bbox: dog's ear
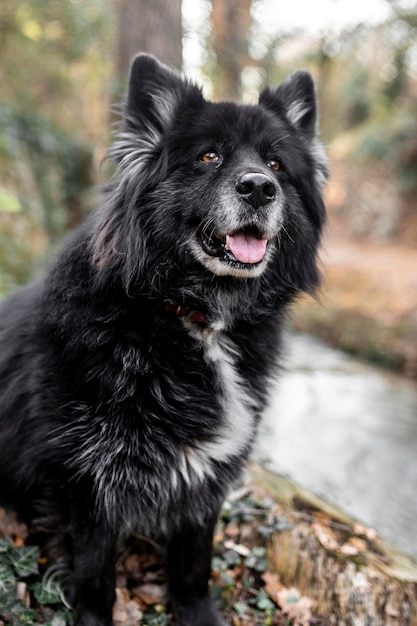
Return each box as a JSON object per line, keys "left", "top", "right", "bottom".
{"left": 126, "top": 54, "right": 180, "bottom": 131}
{"left": 124, "top": 53, "right": 201, "bottom": 135}
{"left": 259, "top": 71, "right": 318, "bottom": 140}
{"left": 110, "top": 54, "right": 202, "bottom": 171}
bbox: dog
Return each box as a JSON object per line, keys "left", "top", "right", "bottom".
{"left": 0, "top": 54, "right": 326, "bottom": 625}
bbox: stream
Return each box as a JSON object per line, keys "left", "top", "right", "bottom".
{"left": 254, "top": 332, "right": 417, "bottom": 561}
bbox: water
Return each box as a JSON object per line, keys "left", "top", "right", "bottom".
{"left": 255, "top": 332, "right": 417, "bottom": 561}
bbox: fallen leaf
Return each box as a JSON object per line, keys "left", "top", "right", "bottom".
{"left": 223, "top": 540, "right": 251, "bottom": 557}
{"left": 354, "top": 522, "right": 377, "bottom": 541}
{"left": 262, "top": 571, "right": 284, "bottom": 598}
{"left": 224, "top": 522, "right": 240, "bottom": 538}
{"left": 133, "top": 583, "right": 165, "bottom": 605}
{"left": 124, "top": 553, "right": 161, "bottom": 579}
{"left": 340, "top": 536, "right": 368, "bottom": 556}
{"left": 312, "top": 511, "right": 332, "bottom": 525}
{"left": 277, "top": 587, "right": 313, "bottom": 625}
{"left": 124, "top": 600, "right": 143, "bottom": 626}
{"left": 113, "top": 588, "right": 128, "bottom": 625}
{"left": 213, "top": 530, "right": 225, "bottom": 543}
{"left": 16, "top": 582, "right": 30, "bottom": 606}
{"left": 312, "top": 522, "right": 340, "bottom": 551}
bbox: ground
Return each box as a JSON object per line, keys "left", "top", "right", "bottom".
{"left": 0, "top": 486, "right": 325, "bottom": 626}
{"left": 292, "top": 213, "right": 417, "bottom": 378}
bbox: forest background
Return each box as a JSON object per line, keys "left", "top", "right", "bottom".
{"left": 0, "top": 0, "right": 416, "bottom": 376}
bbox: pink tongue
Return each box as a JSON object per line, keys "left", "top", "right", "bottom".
{"left": 228, "top": 233, "right": 268, "bottom": 264}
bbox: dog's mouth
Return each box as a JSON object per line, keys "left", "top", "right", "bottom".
{"left": 197, "top": 224, "right": 269, "bottom": 268}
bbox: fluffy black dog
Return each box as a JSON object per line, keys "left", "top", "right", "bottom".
{"left": 0, "top": 54, "right": 326, "bottom": 625}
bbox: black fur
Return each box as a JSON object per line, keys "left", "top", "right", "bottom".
{"left": 0, "top": 54, "right": 327, "bottom": 626}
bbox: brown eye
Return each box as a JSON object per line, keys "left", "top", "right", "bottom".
{"left": 268, "top": 159, "right": 281, "bottom": 171}
{"left": 201, "top": 151, "right": 219, "bottom": 163}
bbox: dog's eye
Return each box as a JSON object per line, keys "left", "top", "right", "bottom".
{"left": 267, "top": 159, "right": 281, "bottom": 172}
{"left": 201, "top": 151, "right": 219, "bottom": 163}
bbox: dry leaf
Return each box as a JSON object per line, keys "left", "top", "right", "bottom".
{"left": 124, "top": 600, "right": 143, "bottom": 626}
{"left": 124, "top": 553, "right": 161, "bottom": 579}
{"left": 312, "top": 522, "right": 340, "bottom": 551}
{"left": 213, "top": 530, "right": 225, "bottom": 544}
{"left": 133, "top": 583, "right": 165, "bottom": 605}
{"left": 353, "top": 522, "right": 377, "bottom": 540}
{"left": 262, "top": 571, "right": 284, "bottom": 597}
{"left": 277, "top": 587, "right": 313, "bottom": 625}
{"left": 113, "top": 588, "right": 129, "bottom": 625}
{"left": 223, "top": 540, "right": 251, "bottom": 557}
{"left": 340, "top": 536, "right": 368, "bottom": 555}
{"left": 312, "top": 511, "right": 332, "bottom": 525}
{"left": 16, "top": 582, "right": 30, "bottom": 607}
{"left": 224, "top": 522, "right": 240, "bottom": 538}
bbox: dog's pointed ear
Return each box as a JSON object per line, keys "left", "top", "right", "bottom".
{"left": 110, "top": 54, "right": 202, "bottom": 174}
{"left": 259, "top": 71, "right": 318, "bottom": 140}
{"left": 124, "top": 53, "right": 201, "bottom": 134}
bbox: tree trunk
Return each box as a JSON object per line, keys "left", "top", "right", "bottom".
{"left": 251, "top": 464, "right": 417, "bottom": 625}
{"left": 116, "top": 0, "right": 182, "bottom": 76}
{"left": 210, "top": 0, "right": 253, "bottom": 100}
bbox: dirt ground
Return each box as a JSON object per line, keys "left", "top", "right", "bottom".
{"left": 323, "top": 216, "right": 417, "bottom": 317}
{"left": 292, "top": 213, "right": 417, "bottom": 378}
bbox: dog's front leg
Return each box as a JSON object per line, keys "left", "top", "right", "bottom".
{"left": 166, "top": 513, "right": 227, "bottom": 626}
{"left": 67, "top": 517, "right": 117, "bottom": 626}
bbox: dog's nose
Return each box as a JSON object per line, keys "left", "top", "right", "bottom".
{"left": 235, "top": 172, "right": 276, "bottom": 208}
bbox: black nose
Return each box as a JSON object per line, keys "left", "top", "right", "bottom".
{"left": 235, "top": 172, "right": 277, "bottom": 208}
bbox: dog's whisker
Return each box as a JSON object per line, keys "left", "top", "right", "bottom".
{"left": 282, "top": 225, "right": 295, "bottom": 244}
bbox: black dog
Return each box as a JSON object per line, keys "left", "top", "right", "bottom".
{"left": 0, "top": 54, "right": 326, "bottom": 625}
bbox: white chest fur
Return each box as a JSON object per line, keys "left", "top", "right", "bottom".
{"left": 174, "top": 330, "right": 257, "bottom": 488}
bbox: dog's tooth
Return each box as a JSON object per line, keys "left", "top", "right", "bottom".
{"left": 225, "top": 235, "right": 231, "bottom": 251}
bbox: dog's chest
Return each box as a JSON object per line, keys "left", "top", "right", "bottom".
{"left": 66, "top": 330, "right": 257, "bottom": 524}
{"left": 151, "top": 329, "right": 257, "bottom": 490}
{"left": 198, "top": 333, "right": 256, "bottom": 461}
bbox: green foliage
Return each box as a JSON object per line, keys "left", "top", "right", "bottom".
{"left": 141, "top": 609, "right": 170, "bottom": 626}
{"left": 0, "top": 538, "right": 72, "bottom": 626}
{"left": 0, "top": 105, "right": 93, "bottom": 240}
{"left": 354, "top": 109, "right": 417, "bottom": 193}
{"left": 0, "top": 0, "right": 114, "bottom": 114}
{"left": 0, "top": 189, "right": 22, "bottom": 214}
{"left": 0, "top": 104, "right": 95, "bottom": 297}
{"left": 0, "top": 0, "right": 114, "bottom": 297}
{"left": 340, "top": 66, "right": 373, "bottom": 129}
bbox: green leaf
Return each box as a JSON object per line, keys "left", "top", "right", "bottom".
{"left": 9, "top": 545, "right": 40, "bottom": 577}
{"left": 255, "top": 588, "right": 275, "bottom": 611}
{"left": 0, "top": 562, "right": 15, "bottom": 581}
{"left": 0, "top": 579, "right": 17, "bottom": 605}
{"left": 0, "top": 593, "right": 37, "bottom": 623}
{"left": 0, "top": 188, "right": 22, "bottom": 213}
{"left": 0, "top": 537, "right": 13, "bottom": 552}
{"left": 285, "top": 593, "right": 301, "bottom": 604}
{"left": 244, "top": 546, "right": 267, "bottom": 572}
{"left": 233, "top": 601, "right": 248, "bottom": 617}
{"left": 142, "top": 609, "right": 170, "bottom": 626}
{"left": 222, "top": 549, "right": 241, "bottom": 568}
{"left": 257, "top": 518, "right": 294, "bottom": 539}
{"left": 211, "top": 555, "right": 227, "bottom": 573}
{"left": 219, "top": 571, "right": 234, "bottom": 588}
{"left": 31, "top": 579, "right": 63, "bottom": 604}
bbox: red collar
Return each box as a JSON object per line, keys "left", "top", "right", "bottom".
{"left": 164, "top": 301, "right": 209, "bottom": 327}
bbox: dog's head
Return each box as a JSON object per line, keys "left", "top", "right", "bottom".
{"left": 93, "top": 54, "right": 327, "bottom": 298}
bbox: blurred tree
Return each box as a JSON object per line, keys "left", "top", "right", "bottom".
{"left": 116, "top": 0, "right": 182, "bottom": 76}
{"left": 0, "top": 0, "right": 114, "bottom": 291}
{"left": 0, "top": 0, "right": 113, "bottom": 129}
{"left": 210, "top": 0, "right": 253, "bottom": 100}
